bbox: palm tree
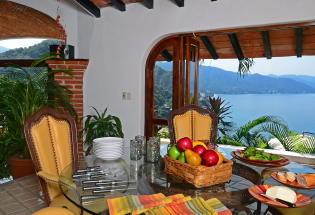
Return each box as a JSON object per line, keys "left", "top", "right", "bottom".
{"left": 204, "top": 96, "right": 233, "bottom": 136}
{"left": 259, "top": 124, "right": 315, "bottom": 154}
{"left": 218, "top": 116, "right": 287, "bottom": 148}
{"left": 238, "top": 58, "right": 254, "bottom": 77}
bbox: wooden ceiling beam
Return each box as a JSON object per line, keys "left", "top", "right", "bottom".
{"left": 228, "top": 33, "right": 244, "bottom": 60}
{"left": 161, "top": 49, "right": 173, "bottom": 62}
{"left": 174, "top": 0, "right": 184, "bottom": 7}
{"left": 200, "top": 36, "right": 219, "bottom": 59}
{"left": 261, "top": 31, "right": 272, "bottom": 59}
{"left": 111, "top": 0, "right": 126, "bottom": 11}
{"left": 143, "top": 0, "right": 153, "bottom": 9}
{"left": 72, "top": 0, "right": 101, "bottom": 17}
{"left": 296, "top": 28, "right": 303, "bottom": 57}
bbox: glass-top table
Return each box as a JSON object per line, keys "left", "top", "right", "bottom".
{"left": 59, "top": 146, "right": 315, "bottom": 215}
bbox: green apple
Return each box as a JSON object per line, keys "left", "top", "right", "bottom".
{"left": 178, "top": 152, "right": 186, "bottom": 163}
{"left": 167, "top": 145, "right": 181, "bottom": 159}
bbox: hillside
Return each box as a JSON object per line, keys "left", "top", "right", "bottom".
{"left": 0, "top": 46, "right": 9, "bottom": 53}
{"left": 0, "top": 40, "right": 59, "bottom": 59}
{"left": 157, "top": 62, "right": 315, "bottom": 94}
{"left": 277, "top": 74, "right": 315, "bottom": 89}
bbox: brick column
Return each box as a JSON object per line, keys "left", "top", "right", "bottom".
{"left": 46, "top": 59, "right": 89, "bottom": 157}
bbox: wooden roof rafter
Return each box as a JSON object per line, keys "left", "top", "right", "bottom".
{"left": 261, "top": 31, "right": 272, "bottom": 59}
{"left": 228, "top": 33, "right": 244, "bottom": 60}
{"left": 174, "top": 0, "right": 184, "bottom": 7}
{"left": 161, "top": 49, "right": 173, "bottom": 62}
{"left": 111, "top": 0, "right": 126, "bottom": 11}
{"left": 72, "top": 0, "right": 101, "bottom": 17}
{"left": 296, "top": 28, "right": 303, "bottom": 57}
{"left": 191, "top": 22, "right": 315, "bottom": 59}
{"left": 143, "top": 0, "right": 153, "bottom": 9}
{"left": 200, "top": 36, "right": 219, "bottom": 59}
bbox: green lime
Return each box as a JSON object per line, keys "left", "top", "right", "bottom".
{"left": 167, "top": 145, "right": 181, "bottom": 159}
{"left": 178, "top": 152, "right": 186, "bottom": 163}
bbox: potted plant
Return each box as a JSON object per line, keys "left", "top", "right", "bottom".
{"left": 80, "top": 107, "right": 124, "bottom": 156}
{"left": 0, "top": 55, "right": 76, "bottom": 179}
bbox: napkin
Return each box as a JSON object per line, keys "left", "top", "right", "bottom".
{"left": 107, "top": 193, "right": 232, "bottom": 215}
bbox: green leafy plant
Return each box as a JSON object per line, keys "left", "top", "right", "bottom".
{"left": 0, "top": 55, "right": 75, "bottom": 178}
{"left": 218, "top": 116, "right": 286, "bottom": 148}
{"left": 80, "top": 107, "right": 124, "bottom": 156}
{"left": 259, "top": 124, "right": 315, "bottom": 154}
{"left": 156, "top": 127, "right": 170, "bottom": 138}
{"left": 238, "top": 58, "right": 254, "bottom": 77}
{"left": 204, "top": 96, "right": 233, "bottom": 136}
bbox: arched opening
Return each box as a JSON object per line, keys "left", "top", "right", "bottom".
{"left": 145, "top": 22, "right": 315, "bottom": 144}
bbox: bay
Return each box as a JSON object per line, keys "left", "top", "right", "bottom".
{"left": 218, "top": 94, "right": 315, "bottom": 133}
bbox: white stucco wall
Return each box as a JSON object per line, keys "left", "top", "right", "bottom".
{"left": 83, "top": 0, "right": 315, "bottom": 139}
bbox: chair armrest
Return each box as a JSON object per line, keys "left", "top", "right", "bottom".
{"left": 37, "top": 171, "right": 59, "bottom": 184}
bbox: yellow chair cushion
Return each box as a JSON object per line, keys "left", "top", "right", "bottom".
{"left": 173, "top": 111, "right": 192, "bottom": 142}
{"left": 173, "top": 110, "right": 212, "bottom": 142}
{"left": 192, "top": 110, "right": 211, "bottom": 141}
{"left": 273, "top": 200, "right": 315, "bottom": 215}
{"left": 32, "top": 207, "right": 75, "bottom": 215}
{"left": 30, "top": 115, "right": 73, "bottom": 201}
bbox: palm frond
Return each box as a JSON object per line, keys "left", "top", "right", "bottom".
{"left": 238, "top": 58, "right": 254, "bottom": 77}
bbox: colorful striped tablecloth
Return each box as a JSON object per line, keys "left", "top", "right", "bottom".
{"left": 107, "top": 193, "right": 232, "bottom": 215}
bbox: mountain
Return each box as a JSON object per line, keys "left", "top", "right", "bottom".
{"left": 0, "top": 40, "right": 59, "bottom": 59}
{"left": 156, "top": 62, "right": 315, "bottom": 94}
{"left": 0, "top": 46, "right": 9, "bottom": 53}
{"left": 274, "top": 74, "right": 315, "bottom": 89}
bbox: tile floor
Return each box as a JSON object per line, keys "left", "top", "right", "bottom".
{"left": 0, "top": 175, "right": 45, "bottom": 215}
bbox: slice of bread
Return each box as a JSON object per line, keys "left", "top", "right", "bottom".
{"left": 277, "top": 172, "right": 286, "bottom": 182}
{"left": 285, "top": 172, "right": 296, "bottom": 182}
{"left": 297, "top": 173, "right": 315, "bottom": 187}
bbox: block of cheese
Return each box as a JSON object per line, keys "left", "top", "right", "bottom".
{"left": 297, "top": 173, "right": 315, "bottom": 187}
{"left": 266, "top": 186, "right": 297, "bottom": 203}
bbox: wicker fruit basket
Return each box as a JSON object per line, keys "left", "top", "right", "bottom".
{"left": 164, "top": 155, "right": 233, "bottom": 188}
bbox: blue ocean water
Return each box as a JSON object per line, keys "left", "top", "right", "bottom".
{"left": 218, "top": 94, "right": 315, "bottom": 133}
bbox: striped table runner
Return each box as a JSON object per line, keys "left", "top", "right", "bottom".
{"left": 107, "top": 193, "right": 232, "bottom": 215}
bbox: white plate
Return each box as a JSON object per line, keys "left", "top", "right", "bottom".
{"left": 93, "top": 137, "right": 123, "bottom": 144}
{"left": 93, "top": 144, "right": 123, "bottom": 149}
{"left": 94, "top": 151, "right": 122, "bottom": 155}
{"left": 97, "top": 156, "right": 122, "bottom": 161}
{"left": 93, "top": 148, "right": 123, "bottom": 153}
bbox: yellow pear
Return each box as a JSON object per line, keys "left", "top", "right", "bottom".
{"left": 185, "top": 149, "right": 202, "bottom": 166}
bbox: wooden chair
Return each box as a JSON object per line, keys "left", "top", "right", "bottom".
{"left": 24, "top": 107, "right": 82, "bottom": 214}
{"left": 32, "top": 207, "right": 75, "bottom": 215}
{"left": 265, "top": 201, "right": 315, "bottom": 215}
{"left": 168, "top": 105, "right": 218, "bottom": 145}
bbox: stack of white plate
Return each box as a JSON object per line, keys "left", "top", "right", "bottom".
{"left": 93, "top": 137, "right": 124, "bottom": 160}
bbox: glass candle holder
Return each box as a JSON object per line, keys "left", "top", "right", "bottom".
{"left": 135, "top": 135, "right": 146, "bottom": 156}
{"left": 146, "top": 137, "right": 160, "bottom": 163}
{"left": 130, "top": 139, "right": 142, "bottom": 161}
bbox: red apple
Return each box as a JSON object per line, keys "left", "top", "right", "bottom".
{"left": 176, "top": 137, "right": 192, "bottom": 152}
{"left": 193, "top": 145, "right": 206, "bottom": 156}
{"left": 201, "top": 150, "right": 219, "bottom": 166}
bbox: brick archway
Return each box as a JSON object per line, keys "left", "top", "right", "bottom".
{"left": 0, "top": 1, "right": 62, "bottom": 40}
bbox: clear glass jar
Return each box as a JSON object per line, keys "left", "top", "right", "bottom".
{"left": 135, "top": 135, "right": 146, "bottom": 156}
{"left": 146, "top": 137, "right": 160, "bottom": 163}
{"left": 130, "top": 139, "right": 142, "bottom": 161}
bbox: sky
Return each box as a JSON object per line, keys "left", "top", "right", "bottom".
{"left": 0, "top": 38, "right": 45, "bottom": 49}
{"left": 201, "top": 56, "right": 315, "bottom": 76}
